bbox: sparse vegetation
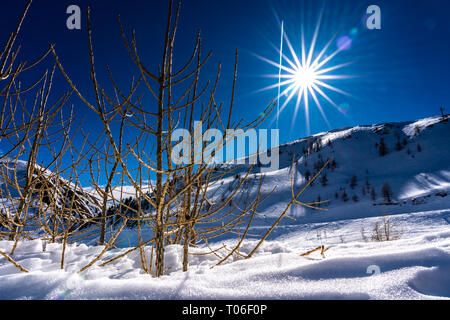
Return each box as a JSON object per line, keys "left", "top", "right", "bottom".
{"left": 0, "top": 0, "right": 328, "bottom": 277}
{"left": 379, "top": 137, "right": 388, "bottom": 156}
{"left": 341, "top": 189, "right": 349, "bottom": 202}
{"left": 368, "top": 216, "right": 401, "bottom": 242}
{"left": 381, "top": 182, "right": 393, "bottom": 203}
{"left": 320, "top": 174, "right": 328, "bottom": 186}
{"left": 350, "top": 175, "right": 357, "bottom": 189}
{"left": 371, "top": 187, "right": 377, "bottom": 201}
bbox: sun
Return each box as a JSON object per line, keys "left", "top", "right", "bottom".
{"left": 254, "top": 14, "right": 356, "bottom": 135}
{"left": 294, "top": 66, "right": 317, "bottom": 88}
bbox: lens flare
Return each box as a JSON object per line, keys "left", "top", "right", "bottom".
{"left": 255, "top": 13, "right": 357, "bottom": 135}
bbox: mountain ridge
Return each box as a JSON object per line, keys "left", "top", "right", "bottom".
{"left": 213, "top": 114, "right": 450, "bottom": 227}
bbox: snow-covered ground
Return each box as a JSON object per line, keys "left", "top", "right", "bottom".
{"left": 0, "top": 209, "right": 449, "bottom": 300}
{"left": 1, "top": 115, "right": 449, "bottom": 300}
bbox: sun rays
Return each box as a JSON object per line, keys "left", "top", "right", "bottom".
{"left": 256, "top": 13, "right": 356, "bottom": 135}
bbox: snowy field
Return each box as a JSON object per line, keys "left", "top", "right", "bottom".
{"left": 1, "top": 209, "right": 449, "bottom": 300}
{"left": 1, "top": 116, "right": 449, "bottom": 300}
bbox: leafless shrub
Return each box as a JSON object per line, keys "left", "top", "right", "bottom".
{"left": 0, "top": 0, "right": 326, "bottom": 277}
{"left": 369, "top": 216, "right": 401, "bottom": 242}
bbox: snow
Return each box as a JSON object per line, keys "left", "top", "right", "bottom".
{"left": 398, "top": 171, "right": 450, "bottom": 199}
{"left": 402, "top": 117, "right": 444, "bottom": 137}
{"left": 1, "top": 115, "right": 449, "bottom": 300}
{"left": 0, "top": 209, "right": 449, "bottom": 300}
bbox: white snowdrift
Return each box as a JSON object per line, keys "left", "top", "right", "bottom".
{"left": 1, "top": 116, "right": 449, "bottom": 300}
{"left": 1, "top": 209, "right": 449, "bottom": 300}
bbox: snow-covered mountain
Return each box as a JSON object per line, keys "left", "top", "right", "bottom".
{"left": 72, "top": 114, "right": 450, "bottom": 245}
{"left": 2, "top": 115, "right": 448, "bottom": 240}
{"left": 215, "top": 115, "right": 450, "bottom": 227}
{"left": 1, "top": 115, "right": 449, "bottom": 300}
{"left": 0, "top": 159, "right": 101, "bottom": 231}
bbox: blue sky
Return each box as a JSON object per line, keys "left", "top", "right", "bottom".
{"left": 2, "top": 0, "right": 450, "bottom": 141}
{"left": 1, "top": 0, "right": 450, "bottom": 184}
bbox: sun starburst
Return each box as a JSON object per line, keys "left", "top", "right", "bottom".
{"left": 256, "top": 14, "right": 356, "bottom": 135}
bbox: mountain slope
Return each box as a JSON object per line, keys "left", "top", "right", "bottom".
{"left": 214, "top": 115, "right": 450, "bottom": 226}
{"left": 1, "top": 115, "right": 449, "bottom": 300}
{"left": 0, "top": 159, "right": 101, "bottom": 236}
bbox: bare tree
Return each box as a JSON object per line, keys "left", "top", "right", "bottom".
{"left": 1, "top": 0, "right": 326, "bottom": 278}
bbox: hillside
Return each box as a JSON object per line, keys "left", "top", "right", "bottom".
{"left": 0, "top": 159, "right": 102, "bottom": 238}
{"left": 213, "top": 115, "right": 450, "bottom": 226}
{"left": 69, "top": 114, "right": 450, "bottom": 245}
{"left": 0, "top": 115, "right": 449, "bottom": 300}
